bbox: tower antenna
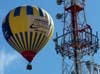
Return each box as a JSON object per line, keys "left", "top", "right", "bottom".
{"left": 54, "top": 0, "right": 99, "bottom": 74}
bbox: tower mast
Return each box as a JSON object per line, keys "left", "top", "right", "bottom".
{"left": 54, "top": 0, "right": 99, "bottom": 74}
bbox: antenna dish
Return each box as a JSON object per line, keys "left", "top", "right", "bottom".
{"left": 56, "top": 13, "right": 63, "bottom": 19}
{"left": 57, "top": 0, "right": 62, "bottom": 5}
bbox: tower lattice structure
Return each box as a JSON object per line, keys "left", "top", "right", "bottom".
{"left": 53, "top": 0, "right": 99, "bottom": 74}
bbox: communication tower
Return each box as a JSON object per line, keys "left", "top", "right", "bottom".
{"left": 53, "top": 0, "right": 99, "bottom": 74}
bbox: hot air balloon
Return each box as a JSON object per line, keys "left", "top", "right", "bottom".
{"left": 2, "top": 5, "right": 54, "bottom": 70}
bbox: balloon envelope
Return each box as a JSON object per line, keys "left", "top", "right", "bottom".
{"left": 2, "top": 5, "right": 54, "bottom": 62}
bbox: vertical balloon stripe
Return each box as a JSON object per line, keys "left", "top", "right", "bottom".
{"left": 20, "top": 32, "right": 26, "bottom": 50}
{"left": 34, "top": 32, "right": 40, "bottom": 49}
{"left": 18, "top": 33, "right": 25, "bottom": 50}
{"left": 31, "top": 32, "right": 35, "bottom": 50}
{"left": 32, "top": 32, "right": 37, "bottom": 50}
{"left": 8, "top": 39, "right": 16, "bottom": 48}
{"left": 49, "top": 19, "right": 52, "bottom": 29}
{"left": 30, "top": 32, "right": 32, "bottom": 50}
{"left": 15, "top": 33, "right": 24, "bottom": 51}
{"left": 35, "top": 35, "right": 46, "bottom": 52}
{"left": 10, "top": 36, "right": 20, "bottom": 50}
{"left": 42, "top": 28, "right": 54, "bottom": 49}
{"left": 35, "top": 34, "right": 44, "bottom": 50}
{"left": 13, "top": 34, "right": 22, "bottom": 51}
{"left": 25, "top": 32, "right": 28, "bottom": 50}
{"left": 39, "top": 37, "right": 47, "bottom": 50}
{"left": 41, "top": 30, "right": 53, "bottom": 50}
{"left": 20, "top": 6, "right": 27, "bottom": 16}
{"left": 26, "top": 6, "right": 33, "bottom": 15}
{"left": 41, "top": 38, "right": 49, "bottom": 49}
{"left": 35, "top": 33, "right": 42, "bottom": 49}
{"left": 28, "top": 32, "right": 30, "bottom": 50}
{"left": 9, "top": 38, "right": 17, "bottom": 49}
{"left": 44, "top": 11, "right": 50, "bottom": 23}
{"left": 8, "top": 38, "right": 21, "bottom": 52}
{"left": 44, "top": 11, "right": 48, "bottom": 19}
{"left": 14, "top": 7, "right": 21, "bottom": 16}
{"left": 8, "top": 39, "right": 20, "bottom": 52}
{"left": 38, "top": 8, "right": 44, "bottom": 16}
{"left": 48, "top": 26, "right": 54, "bottom": 40}
{"left": 9, "top": 36, "right": 22, "bottom": 52}
{"left": 33, "top": 6, "right": 39, "bottom": 16}
{"left": 12, "top": 35, "right": 21, "bottom": 50}
{"left": 50, "top": 17, "right": 54, "bottom": 31}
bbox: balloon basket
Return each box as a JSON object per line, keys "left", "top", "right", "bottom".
{"left": 27, "top": 63, "right": 32, "bottom": 70}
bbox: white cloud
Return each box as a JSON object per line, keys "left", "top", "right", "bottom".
{"left": 0, "top": 49, "right": 18, "bottom": 74}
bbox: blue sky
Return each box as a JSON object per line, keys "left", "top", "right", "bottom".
{"left": 0, "top": 0, "right": 100, "bottom": 74}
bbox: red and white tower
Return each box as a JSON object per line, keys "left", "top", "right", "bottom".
{"left": 54, "top": 0, "right": 99, "bottom": 74}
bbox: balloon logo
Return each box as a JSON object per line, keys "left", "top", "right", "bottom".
{"left": 2, "top": 5, "right": 54, "bottom": 70}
